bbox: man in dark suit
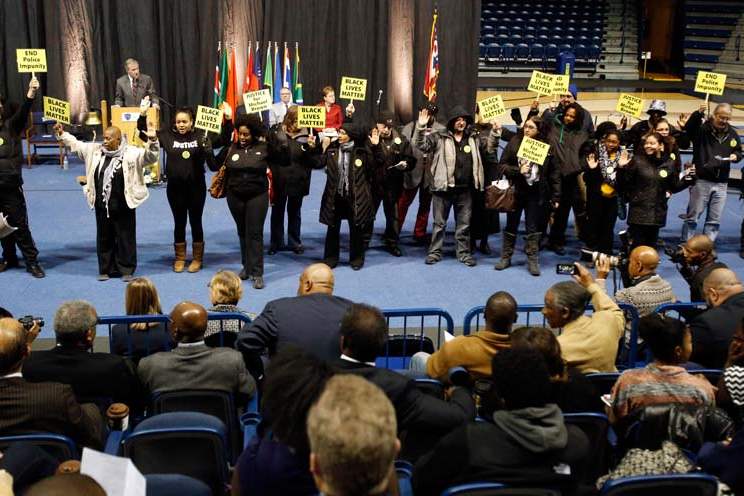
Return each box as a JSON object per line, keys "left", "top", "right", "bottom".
{"left": 138, "top": 302, "right": 255, "bottom": 401}
{"left": 23, "top": 301, "right": 139, "bottom": 407}
{"left": 690, "top": 268, "right": 744, "bottom": 368}
{"left": 236, "top": 263, "right": 353, "bottom": 378}
{"left": 113, "top": 58, "right": 159, "bottom": 108}
{"left": 332, "top": 303, "right": 475, "bottom": 460}
{"left": 0, "top": 318, "right": 104, "bottom": 449}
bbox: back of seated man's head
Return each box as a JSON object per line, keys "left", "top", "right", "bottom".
{"left": 703, "top": 268, "right": 743, "bottom": 308}
{"left": 628, "top": 245, "right": 659, "bottom": 279}
{"left": 298, "top": 263, "right": 335, "bottom": 296}
{"left": 25, "top": 474, "right": 105, "bottom": 496}
{"left": 484, "top": 291, "right": 517, "bottom": 334}
{"left": 307, "top": 374, "right": 399, "bottom": 496}
{"left": 54, "top": 300, "right": 98, "bottom": 349}
{"left": 169, "top": 301, "right": 208, "bottom": 343}
{"left": 339, "top": 303, "right": 387, "bottom": 363}
{"left": 510, "top": 326, "right": 565, "bottom": 379}
{"left": 491, "top": 348, "right": 552, "bottom": 410}
{"left": 0, "top": 318, "right": 29, "bottom": 376}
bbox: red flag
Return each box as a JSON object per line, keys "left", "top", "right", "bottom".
{"left": 225, "top": 48, "right": 239, "bottom": 120}
{"left": 424, "top": 9, "right": 440, "bottom": 102}
{"left": 212, "top": 42, "right": 222, "bottom": 107}
{"left": 243, "top": 42, "right": 254, "bottom": 94}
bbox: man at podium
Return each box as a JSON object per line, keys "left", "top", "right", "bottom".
{"left": 113, "top": 58, "right": 159, "bottom": 108}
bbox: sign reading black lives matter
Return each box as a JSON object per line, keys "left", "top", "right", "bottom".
{"left": 43, "top": 96, "right": 70, "bottom": 125}
{"left": 195, "top": 105, "right": 224, "bottom": 134}
{"left": 339, "top": 77, "right": 367, "bottom": 101}
{"left": 297, "top": 106, "right": 326, "bottom": 128}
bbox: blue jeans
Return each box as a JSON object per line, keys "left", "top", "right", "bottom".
{"left": 681, "top": 179, "right": 727, "bottom": 242}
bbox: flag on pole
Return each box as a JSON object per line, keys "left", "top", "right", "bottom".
{"left": 214, "top": 45, "right": 229, "bottom": 108}
{"left": 212, "top": 42, "right": 222, "bottom": 107}
{"left": 273, "top": 42, "right": 283, "bottom": 103}
{"left": 423, "top": 8, "right": 440, "bottom": 102}
{"left": 282, "top": 43, "right": 292, "bottom": 96}
{"left": 263, "top": 42, "right": 273, "bottom": 98}
{"left": 242, "top": 41, "right": 253, "bottom": 94}
{"left": 292, "top": 42, "right": 303, "bottom": 104}
{"left": 225, "top": 47, "right": 238, "bottom": 120}
{"left": 251, "top": 42, "right": 262, "bottom": 92}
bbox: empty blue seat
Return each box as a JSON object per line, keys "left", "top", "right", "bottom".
{"left": 546, "top": 43, "right": 560, "bottom": 60}
{"left": 599, "top": 474, "right": 718, "bottom": 496}
{"left": 515, "top": 43, "right": 530, "bottom": 60}
{"left": 145, "top": 474, "right": 211, "bottom": 496}
{"left": 573, "top": 43, "right": 588, "bottom": 60}
{"left": 559, "top": 43, "right": 572, "bottom": 53}
{"left": 588, "top": 44, "right": 601, "bottom": 63}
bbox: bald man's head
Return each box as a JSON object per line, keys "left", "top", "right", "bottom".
{"left": 703, "top": 268, "right": 743, "bottom": 307}
{"left": 103, "top": 126, "right": 122, "bottom": 151}
{"left": 169, "top": 301, "right": 208, "bottom": 343}
{"left": 683, "top": 235, "right": 715, "bottom": 265}
{"left": 0, "top": 318, "right": 29, "bottom": 375}
{"left": 298, "top": 263, "right": 335, "bottom": 296}
{"left": 629, "top": 245, "right": 660, "bottom": 278}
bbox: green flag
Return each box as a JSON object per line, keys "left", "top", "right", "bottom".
{"left": 292, "top": 44, "right": 303, "bottom": 104}
{"left": 213, "top": 47, "right": 228, "bottom": 108}
{"left": 263, "top": 43, "right": 273, "bottom": 98}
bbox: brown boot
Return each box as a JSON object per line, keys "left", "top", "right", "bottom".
{"left": 188, "top": 241, "right": 204, "bottom": 273}
{"left": 173, "top": 242, "right": 187, "bottom": 273}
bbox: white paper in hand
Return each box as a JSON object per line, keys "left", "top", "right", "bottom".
{"left": 81, "top": 448, "right": 146, "bottom": 496}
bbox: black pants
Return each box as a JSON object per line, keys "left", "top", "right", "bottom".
{"left": 549, "top": 174, "right": 587, "bottom": 246}
{"left": 585, "top": 190, "right": 618, "bottom": 254}
{"left": 96, "top": 205, "right": 137, "bottom": 276}
{"left": 505, "top": 186, "right": 543, "bottom": 235}
{"left": 0, "top": 186, "right": 39, "bottom": 265}
{"left": 471, "top": 188, "right": 501, "bottom": 242}
{"left": 628, "top": 224, "right": 660, "bottom": 249}
{"left": 270, "top": 190, "right": 304, "bottom": 249}
{"left": 227, "top": 189, "right": 268, "bottom": 277}
{"left": 167, "top": 177, "right": 206, "bottom": 243}
{"left": 366, "top": 181, "right": 403, "bottom": 247}
{"left": 325, "top": 195, "right": 366, "bottom": 264}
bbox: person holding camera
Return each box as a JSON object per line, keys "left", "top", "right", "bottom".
{"left": 672, "top": 234, "right": 728, "bottom": 302}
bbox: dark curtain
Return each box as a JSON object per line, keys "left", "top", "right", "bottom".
{"left": 262, "top": 0, "right": 390, "bottom": 125}
{"left": 0, "top": 0, "right": 45, "bottom": 105}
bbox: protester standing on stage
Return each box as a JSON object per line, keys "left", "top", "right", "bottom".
{"left": 136, "top": 97, "right": 215, "bottom": 273}
{"left": 584, "top": 128, "right": 622, "bottom": 254}
{"left": 399, "top": 101, "right": 444, "bottom": 245}
{"left": 653, "top": 117, "right": 689, "bottom": 172}
{"left": 268, "top": 106, "right": 315, "bottom": 255}
{"left": 530, "top": 84, "right": 594, "bottom": 134}
{"left": 494, "top": 116, "right": 560, "bottom": 276}
{"left": 0, "top": 76, "right": 44, "bottom": 278}
{"left": 54, "top": 122, "right": 159, "bottom": 281}
{"left": 365, "top": 111, "right": 416, "bottom": 257}
{"left": 213, "top": 115, "right": 276, "bottom": 289}
{"left": 113, "top": 58, "right": 159, "bottom": 108}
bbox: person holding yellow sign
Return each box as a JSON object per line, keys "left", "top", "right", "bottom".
{"left": 680, "top": 103, "right": 742, "bottom": 243}
{"left": 136, "top": 97, "right": 217, "bottom": 273}
{"left": 0, "top": 76, "right": 45, "bottom": 279}
{"left": 494, "top": 116, "right": 560, "bottom": 276}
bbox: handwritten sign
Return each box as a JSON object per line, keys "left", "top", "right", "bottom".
{"left": 339, "top": 77, "right": 367, "bottom": 101}
{"left": 528, "top": 71, "right": 555, "bottom": 96}
{"left": 243, "top": 89, "right": 273, "bottom": 113}
{"left": 43, "top": 96, "right": 70, "bottom": 125}
{"left": 478, "top": 95, "right": 507, "bottom": 121}
{"left": 553, "top": 75, "right": 570, "bottom": 95}
{"left": 194, "top": 105, "right": 223, "bottom": 134}
{"left": 297, "top": 106, "right": 326, "bottom": 128}
{"left": 16, "top": 49, "right": 47, "bottom": 73}
{"left": 615, "top": 93, "right": 644, "bottom": 118}
{"left": 694, "top": 71, "right": 726, "bottom": 96}
{"left": 517, "top": 137, "right": 550, "bottom": 166}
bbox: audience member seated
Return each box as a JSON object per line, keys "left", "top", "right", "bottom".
{"left": 410, "top": 291, "right": 516, "bottom": 381}
{"left": 236, "top": 263, "right": 352, "bottom": 379}
{"left": 544, "top": 263, "right": 625, "bottom": 373}
{"left": 307, "top": 374, "right": 400, "bottom": 496}
{"left": 412, "top": 348, "right": 589, "bottom": 495}
{"left": 697, "top": 426, "right": 744, "bottom": 495}
{"left": 675, "top": 234, "right": 728, "bottom": 302}
{"left": 25, "top": 473, "right": 105, "bottom": 496}
{"left": 138, "top": 302, "right": 256, "bottom": 402}
{"left": 511, "top": 326, "right": 603, "bottom": 413}
{"left": 205, "top": 270, "right": 254, "bottom": 349}
{"left": 596, "top": 246, "right": 676, "bottom": 317}
{"left": 716, "top": 319, "right": 744, "bottom": 427}
{"left": 690, "top": 268, "right": 744, "bottom": 369}
{"left": 332, "top": 304, "right": 476, "bottom": 459}
{"left": 110, "top": 277, "right": 172, "bottom": 364}
{"left": 232, "top": 347, "right": 333, "bottom": 496}
{"left": 23, "top": 301, "right": 139, "bottom": 407}
{"left": 0, "top": 318, "right": 104, "bottom": 449}
{"left": 609, "top": 314, "right": 715, "bottom": 428}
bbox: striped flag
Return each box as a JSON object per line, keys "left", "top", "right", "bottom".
{"left": 212, "top": 42, "right": 222, "bottom": 107}
{"left": 251, "top": 42, "right": 262, "bottom": 92}
{"left": 263, "top": 42, "right": 273, "bottom": 97}
{"left": 292, "top": 43, "right": 303, "bottom": 104}
{"left": 282, "top": 42, "right": 292, "bottom": 95}
{"left": 225, "top": 48, "right": 238, "bottom": 120}
{"left": 423, "top": 8, "right": 440, "bottom": 102}
{"left": 273, "top": 42, "right": 282, "bottom": 103}
{"left": 242, "top": 41, "right": 253, "bottom": 94}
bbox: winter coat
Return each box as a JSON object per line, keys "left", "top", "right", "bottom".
{"left": 684, "top": 110, "right": 742, "bottom": 183}
{"left": 547, "top": 117, "right": 590, "bottom": 176}
{"left": 370, "top": 128, "right": 416, "bottom": 197}
{"left": 0, "top": 97, "right": 33, "bottom": 188}
{"left": 271, "top": 128, "right": 315, "bottom": 197}
{"left": 497, "top": 133, "right": 561, "bottom": 206}
{"left": 401, "top": 120, "right": 446, "bottom": 189}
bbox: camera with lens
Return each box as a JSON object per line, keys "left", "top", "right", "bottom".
{"left": 580, "top": 249, "right": 621, "bottom": 268}
{"left": 664, "top": 244, "right": 686, "bottom": 265}
{"left": 18, "top": 315, "right": 44, "bottom": 331}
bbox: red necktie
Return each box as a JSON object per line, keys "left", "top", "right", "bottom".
{"left": 131, "top": 80, "right": 136, "bottom": 100}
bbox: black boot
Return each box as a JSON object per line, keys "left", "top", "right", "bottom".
{"left": 526, "top": 233, "right": 541, "bottom": 276}
{"left": 494, "top": 232, "right": 516, "bottom": 270}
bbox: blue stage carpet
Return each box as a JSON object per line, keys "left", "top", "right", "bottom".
{"left": 3, "top": 157, "right": 743, "bottom": 339}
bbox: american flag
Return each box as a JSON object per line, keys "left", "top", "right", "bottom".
{"left": 424, "top": 9, "right": 440, "bottom": 102}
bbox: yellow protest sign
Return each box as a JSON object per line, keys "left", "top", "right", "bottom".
{"left": 297, "top": 106, "right": 326, "bottom": 128}
{"left": 43, "top": 96, "right": 70, "bottom": 125}
{"left": 339, "top": 77, "right": 367, "bottom": 101}
{"left": 553, "top": 75, "right": 569, "bottom": 95}
{"left": 243, "top": 89, "right": 273, "bottom": 114}
{"left": 478, "top": 95, "right": 507, "bottom": 121}
{"left": 615, "top": 93, "right": 644, "bottom": 118}
{"left": 694, "top": 71, "right": 726, "bottom": 96}
{"left": 517, "top": 137, "right": 550, "bottom": 166}
{"left": 16, "top": 49, "right": 47, "bottom": 73}
{"left": 528, "top": 71, "right": 555, "bottom": 96}
{"left": 194, "top": 105, "right": 223, "bottom": 134}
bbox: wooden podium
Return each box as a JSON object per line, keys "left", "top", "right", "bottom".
{"left": 110, "top": 106, "right": 161, "bottom": 182}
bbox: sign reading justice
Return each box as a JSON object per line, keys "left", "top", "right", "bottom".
{"left": 194, "top": 105, "right": 223, "bottom": 134}
{"left": 339, "top": 77, "right": 367, "bottom": 101}
{"left": 243, "top": 90, "right": 273, "bottom": 113}
{"left": 615, "top": 93, "right": 644, "bottom": 118}
{"left": 517, "top": 137, "right": 550, "bottom": 165}
{"left": 297, "top": 106, "right": 326, "bottom": 128}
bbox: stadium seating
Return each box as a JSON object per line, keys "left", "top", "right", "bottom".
{"left": 598, "top": 473, "right": 719, "bottom": 496}
{"left": 0, "top": 433, "right": 78, "bottom": 462}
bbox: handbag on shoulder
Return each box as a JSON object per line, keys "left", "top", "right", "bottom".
{"left": 485, "top": 177, "right": 516, "bottom": 212}
{"left": 209, "top": 165, "right": 227, "bottom": 199}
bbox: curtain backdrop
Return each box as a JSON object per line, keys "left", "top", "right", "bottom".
{"left": 0, "top": 0, "right": 480, "bottom": 126}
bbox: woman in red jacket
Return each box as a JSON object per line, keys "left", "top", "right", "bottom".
{"left": 317, "top": 86, "right": 353, "bottom": 131}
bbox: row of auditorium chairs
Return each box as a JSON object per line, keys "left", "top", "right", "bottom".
{"left": 482, "top": 26, "right": 603, "bottom": 36}
{"left": 479, "top": 42, "right": 602, "bottom": 71}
